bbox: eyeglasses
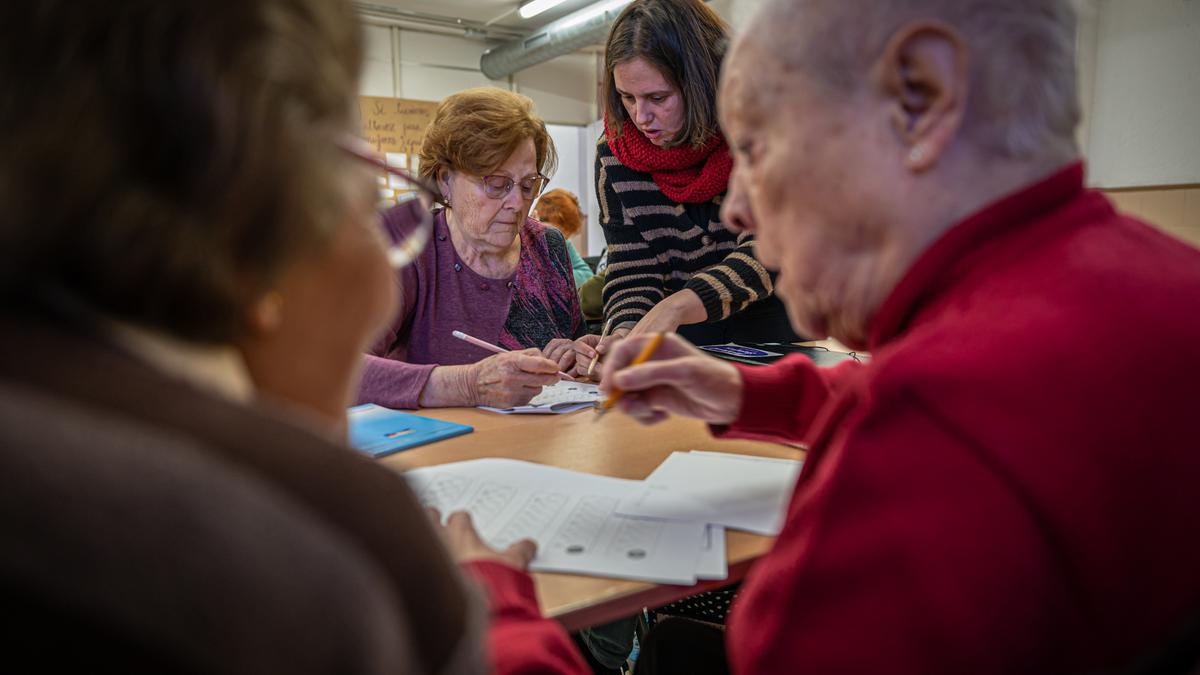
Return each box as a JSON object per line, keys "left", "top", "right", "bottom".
{"left": 338, "top": 136, "right": 437, "bottom": 269}
{"left": 478, "top": 173, "right": 549, "bottom": 201}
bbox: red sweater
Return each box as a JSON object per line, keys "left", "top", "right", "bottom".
{"left": 463, "top": 561, "right": 589, "bottom": 674}
{"left": 472, "top": 163, "right": 1200, "bottom": 674}
{"left": 720, "top": 163, "right": 1200, "bottom": 673}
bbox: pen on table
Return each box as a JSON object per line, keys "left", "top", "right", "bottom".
{"left": 451, "top": 330, "right": 576, "bottom": 381}
{"left": 587, "top": 319, "right": 613, "bottom": 379}
{"left": 595, "top": 332, "right": 665, "bottom": 419}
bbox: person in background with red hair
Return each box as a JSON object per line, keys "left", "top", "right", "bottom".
{"left": 534, "top": 188, "right": 595, "bottom": 289}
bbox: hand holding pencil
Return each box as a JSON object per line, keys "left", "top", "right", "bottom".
{"left": 586, "top": 319, "right": 614, "bottom": 379}
{"left": 573, "top": 321, "right": 631, "bottom": 382}
{"left": 450, "top": 330, "right": 569, "bottom": 409}
{"left": 595, "top": 332, "right": 665, "bottom": 418}
{"left": 596, "top": 332, "right": 745, "bottom": 426}
{"left": 453, "top": 330, "right": 575, "bottom": 381}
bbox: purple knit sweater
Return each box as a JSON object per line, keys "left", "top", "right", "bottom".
{"left": 357, "top": 208, "right": 583, "bottom": 408}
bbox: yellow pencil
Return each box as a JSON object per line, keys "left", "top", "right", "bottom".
{"left": 595, "top": 332, "right": 665, "bottom": 417}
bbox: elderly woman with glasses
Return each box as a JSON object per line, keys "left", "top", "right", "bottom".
{"left": 0, "top": 0, "right": 596, "bottom": 670}
{"left": 358, "top": 87, "right": 585, "bottom": 410}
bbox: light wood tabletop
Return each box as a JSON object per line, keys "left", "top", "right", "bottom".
{"left": 378, "top": 405, "right": 801, "bottom": 632}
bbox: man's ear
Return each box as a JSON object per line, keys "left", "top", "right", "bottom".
{"left": 873, "top": 21, "right": 969, "bottom": 173}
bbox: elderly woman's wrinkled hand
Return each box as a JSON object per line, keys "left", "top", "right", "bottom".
{"left": 572, "top": 327, "right": 631, "bottom": 381}
{"left": 470, "top": 349, "right": 560, "bottom": 408}
{"left": 542, "top": 338, "right": 576, "bottom": 374}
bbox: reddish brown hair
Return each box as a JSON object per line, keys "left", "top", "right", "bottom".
{"left": 533, "top": 189, "right": 583, "bottom": 238}
{"left": 418, "top": 87, "right": 557, "bottom": 204}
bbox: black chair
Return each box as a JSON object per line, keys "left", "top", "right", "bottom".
{"left": 633, "top": 615, "right": 729, "bottom": 675}
{"left": 629, "top": 585, "right": 740, "bottom": 675}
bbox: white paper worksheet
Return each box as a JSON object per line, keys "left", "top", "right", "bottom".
{"left": 696, "top": 524, "right": 727, "bottom": 580}
{"left": 617, "top": 451, "right": 803, "bottom": 536}
{"left": 405, "top": 458, "right": 712, "bottom": 584}
{"left": 478, "top": 381, "right": 602, "bottom": 414}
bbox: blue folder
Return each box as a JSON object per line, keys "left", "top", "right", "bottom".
{"left": 347, "top": 404, "right": 473, "bottom": 458}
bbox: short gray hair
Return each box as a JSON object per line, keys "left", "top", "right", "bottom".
{"left": 750, "top": 0, "right": 1081, "bottom": 160}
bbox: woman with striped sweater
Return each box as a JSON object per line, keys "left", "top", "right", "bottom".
{"left": 575, "top": 0, "right": 798, "bottom": 374}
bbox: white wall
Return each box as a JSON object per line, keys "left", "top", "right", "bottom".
{"left": 397, "top": 31, "right": 510, "bottom": 102}
{"left": 362, "top": 24, "right": 396, "bottom": 97}
{"left": 513, "top": 52, "right": 601, "bottom": 126}
{"left": 708, "top": 0, "right": 766, "bottom": 31}
{"left": 1081, "top": 0, "right": 1200, "bottom": 188}
{"left": 1075, "top": 0, "right": 1101, "bottom": 156}
{"left": 358, "top": 23, "right": 599, "bottom": 125}
{"left": 585, "top": 119, "right": 605, "bottom": 256}
{"left": 544, "top": 124, "right": 592, "bottom": 252}
{"left": 546, "top": 125, "right": 585, "bottom": 199}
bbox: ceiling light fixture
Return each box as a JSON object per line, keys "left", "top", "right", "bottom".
{"left": 518, "top": 0, "right": 569, "bottom": 19}
{"left": 557, "top": 0, "right": 631, "bottom": 30}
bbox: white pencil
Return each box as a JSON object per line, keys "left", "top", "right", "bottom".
{"left": 587, "top": 319, "right": 613, "bottom": 379}
{"left": 452, "top": 330, "right": 575, "bottom": 381}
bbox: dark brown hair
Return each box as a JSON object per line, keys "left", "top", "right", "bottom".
{"left": 602, "top": 0, "right": 730, "bottom": 148}
{"left": 534, "top": 189, "right": 584, "bottom": 238}
{"left": 0, "top": 0, "right": 364, "bottom": 342}
{"left": 418, "top": 87, "right": 557, "bottom": 205}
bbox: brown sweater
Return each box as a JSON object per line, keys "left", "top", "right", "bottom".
{"left": 0, "top": 311, "right": 485, "bottom": 675}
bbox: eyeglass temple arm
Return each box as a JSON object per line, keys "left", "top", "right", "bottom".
{"left": 337, "top": 139, "right": 439, "bottom": 195}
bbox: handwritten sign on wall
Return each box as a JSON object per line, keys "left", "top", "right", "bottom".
{"left": 357, "top": 95, "right": 439, "bottom": 167}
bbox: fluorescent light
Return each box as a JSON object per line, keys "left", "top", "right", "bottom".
{"left": 558, "top": 0, "right": 631, "bottom": 30}
{"left": 519, "top": 0, "right": 569, "bottom": 19}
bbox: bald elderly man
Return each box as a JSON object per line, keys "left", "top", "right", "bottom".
{"left": 473, "top": 0, "right": 1200, "bottom": 673}
{"left": 591, "top": 0, "right": 1200, "bottom": 673}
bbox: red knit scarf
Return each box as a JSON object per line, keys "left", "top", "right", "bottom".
{"left": 604, "top": 117, "right": 732, "bottom": 204}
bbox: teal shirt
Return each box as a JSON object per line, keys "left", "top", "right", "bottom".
{"left": 565, "top": 239, "right": 594, "bottom": 288}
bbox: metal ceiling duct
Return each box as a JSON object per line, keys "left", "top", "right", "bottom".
{"left": 354, "top": 2, "right": 525, "bottom": 41}
{"left": 480, "top": 0, "right": 631, "bottom": 79}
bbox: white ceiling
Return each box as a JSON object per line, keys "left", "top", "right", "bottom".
{"left": 362, "top": 0, "right": 599, "bottom": 34}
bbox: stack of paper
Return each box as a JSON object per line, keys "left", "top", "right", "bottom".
{"left": 479, "top": 380, "right": 602, "bottom": 415}
{"left": 407, "top": 458, "right": 709, "bottom": 584}
{"left": 404, "top": 451, "right": 801, "bottom": 585}
{"left": 617, "top": 451, "right": 803, "bottom": 536}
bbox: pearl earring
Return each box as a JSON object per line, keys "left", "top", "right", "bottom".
{"left": 909, "top": 146, "right": 925, "bottom": 163}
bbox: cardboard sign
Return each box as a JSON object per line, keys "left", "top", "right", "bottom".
{"left": 357, "top": 95, "right": 439, "bottom": 162}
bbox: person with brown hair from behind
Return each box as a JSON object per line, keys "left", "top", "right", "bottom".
{"left": 0, "top": 2, "right": 588, "bottom": 673}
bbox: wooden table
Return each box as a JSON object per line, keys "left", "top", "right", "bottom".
{"left": 379, "top": 406, "right": 800, "bottom": 631}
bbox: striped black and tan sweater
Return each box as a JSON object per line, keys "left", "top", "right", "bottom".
{"left": 595, "top": 138, "right": 774, "bottom": 329}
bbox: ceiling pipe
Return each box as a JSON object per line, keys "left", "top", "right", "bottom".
{"left": 479, "top": 0, "right": 631, "bottom": 79}
{"left": 354, "top": 1, "right": 525, "bottom": 41}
